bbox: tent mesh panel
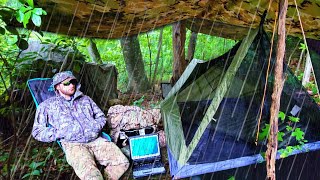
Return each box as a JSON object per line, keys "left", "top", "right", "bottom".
{"left": 174, "top": 30, "right": 320, "bottom": 165}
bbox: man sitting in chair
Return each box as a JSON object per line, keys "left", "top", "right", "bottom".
{"left": 32, "top": 71, "right": 129, "bottom": 180}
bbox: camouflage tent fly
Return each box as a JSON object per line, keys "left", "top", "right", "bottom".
{"left": 160, "top": 27, "right": 320, "bottom": 179}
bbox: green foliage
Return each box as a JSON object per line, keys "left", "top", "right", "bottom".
{"left": 16, "top": 6, "right": 47, "bottom": 28}
{"left": 299, "top": 43, "right": 307, "bottom": 51}
{"left": 296, "top": 72, "right": 304, "bottom": 81}
{"left": 313, "top": 96, "right": 320, "bottom": 104}
{"left": 278, "top": 146, "right": 294, "bottom": 158}
{"left": 278, "top": 111, "right": 286, "bottom": 122}
{"left": 288, "top": 116, "right": 299, "bottom": 123}
{"left": 258, "top": 123, "right": 284, "bottom": 142}
{"left": 258, "top": 123, "right": 270, "bottom": 141}
{"left": 0, "top": 0, "right": 46, "bottom": 51}
{"left": 3, "top": 0, "right": 47, "bottom": 28}
{"left": 0, "top": 152, "right": 9, "bottom": 176}
{"left": 0, "top": 146, "right": 64, "bottom": 179}
{"left": 305, "top": 81, "right": 318, "bottom": 95}
{"left": 0, "top": 2, "right": 48, "bottom": 178}
{"left": 192, "top": 32, "right": 237, "bottom": 60}
{"left": 286, "top": 125, "right": 293, "bottom": 131}
{"left": 0, "top": 0, "right": 7, "bottom": 5}
{"left": 277, "top": 131, "right": 285, "bottom": 142}
{"left": 300, "top": 77, "right": 320, "bottom": 106}
{"left": 227, "top": 176, "right": 235, "bottom": 180}
{"left": 258, "top": 111, "right": 308, "bottom": 159}
{"left": 291, "top": 128, "right": 304, "bottom": 141}
{"left": 43, "top": 25, "right": 236, "bottom": 92}
{"left": 22, "top": 161, "right": 45, "bottom": 179}
{"left": 132, "top": 96, "right": 145, "bottom": 107}
{"left": 21, "top": 147, "right": 50, "bottom": 179}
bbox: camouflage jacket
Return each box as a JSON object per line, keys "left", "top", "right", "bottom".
{"left": 32, "top": 85, "right": 106, "bottom": 143}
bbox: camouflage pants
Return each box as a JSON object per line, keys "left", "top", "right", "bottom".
{"left": 61, "top": 137, "right": 129, "bottom": 180}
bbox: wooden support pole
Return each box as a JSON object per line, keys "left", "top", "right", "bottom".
{"left": 171, "top": 21, "right": 187, "bottom": 85}
{"left": 187, "top": 31, "right": 198, "bottom": 62}
{"left": 266, "top": 0, "right": 288, "bottom": 179}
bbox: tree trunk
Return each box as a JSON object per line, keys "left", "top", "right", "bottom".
{"left": 171, "top": 21, "right": 187, "bottom": 85}
{"left": 266, "top": 0, "right": 287, "bottom": 179}
{"left": 187, "top": 31, "right": 198, "bottom": 62}
{"left": 120, "top": 35, "right": 151, "bottom": 93}
{"left": 151, "top": 28, "right": 164, "bottom": 86}
{"left": 88, "top": 38, "right": 103, "bottom": 64}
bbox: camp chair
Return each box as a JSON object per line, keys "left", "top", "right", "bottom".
{"left": 27, "top": 78, "right": 111, "bottom": 149}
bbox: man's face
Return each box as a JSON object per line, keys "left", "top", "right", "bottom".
{"left": 56, "top": 78, "right": 77, "bottom": 96}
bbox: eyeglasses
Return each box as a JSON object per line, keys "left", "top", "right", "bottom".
{"left": 62, "top": 79, "right": 77, "bottom": 86}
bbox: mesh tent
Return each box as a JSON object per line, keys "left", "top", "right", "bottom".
{"left": 161, "top": 27, "right": 320, "bottom": 179}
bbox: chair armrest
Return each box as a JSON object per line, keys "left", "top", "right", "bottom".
{"left": 101, "top": 132, "right": 112, "bottom": 141}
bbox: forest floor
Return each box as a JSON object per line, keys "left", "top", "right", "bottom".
{"left": 2, "top": 58, "right": 318, "bottom": 179}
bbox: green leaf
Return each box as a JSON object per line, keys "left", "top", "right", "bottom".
{"left": 16, "top": 9, "right": 25, "bottom": 23}
{"left": 25, "top": 0, "right": 34, "bottom": 7}
{"left": 133, "top": 96, "right": 145, "bottom": 107}
{"left": 312, "top": 86, "right": 318, "bottom": 95}
{"left": 7, "top": 35, "right": 18, "bottom": 44}
{"left": 288, "top": 116, "right": 299, "bottom": 123}
{"left": 299, "top": 43, "right": 307, "bottom": 50}
{"left": 277, "top": 131, "right": 284, "bottom": 142}
{"left": 0, "top": 26, "right": 5, "bottom": 35}
{"left": 0, "top": 153, "right": 9, "bottom": 162}
{"left": 42, "top": 9, "right": 47, "bottom": 15}
{"left": 31, "top": 148, "right": 39, "bottom": 154}
{"left": 279, "top": 146, "right": 294, "bottom": 158}
{"left": 22, "top": 169, "right": 41, "bottom": 179}
{"left": 31, "top": 14, "right": 41, "bottom": 27}
{"left": 16, "top": 38, "right": 29, "bottom": 50}
{"left": 22, "top": 173, "right": 31, "bottom": 179}
{"left": 286, "top": 125, "right": 293, "bottom": 131}
{"left": 18, "top": 0, "right": 26, "bottom": 5}
{"left": 32, "top": 8, "right": 44, "bottom": 15}
{"left": 227, "top": 176, "right": 235, "bottom": 180}
{"left": 279, "top": 150, "right": 287, "bottom": 158}
{"left": 278, "top": 111, "right": 286, "bottom": 122}
{"left": 23, "top": 11, "right": 32, "bottom": 28}
{"left": 1, "top": 164, "right": 8, "bottom": 176}
{"left": 30, "top": 169, "right": 41, "bottom": 176}
{"left": 19, "top": 6, "right": 32, "bottom": 13}
{"left": 46, "top": 147, "right": 53, "bottom": 155}
{"left": 29, "top": 161, "right": 45, "bottom": 169}
{"left": 258, "top": 124, "right": 270, "bottom": 141}
{"left": 291, "top": 128, "right": 304, "bottom": 141}
{"left": 0, "top": 156, "right": 7, "bottom": 161}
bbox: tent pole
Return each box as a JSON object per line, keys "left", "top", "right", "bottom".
{"left": 266, "top": 0, "right": 288, "bottom": 179}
